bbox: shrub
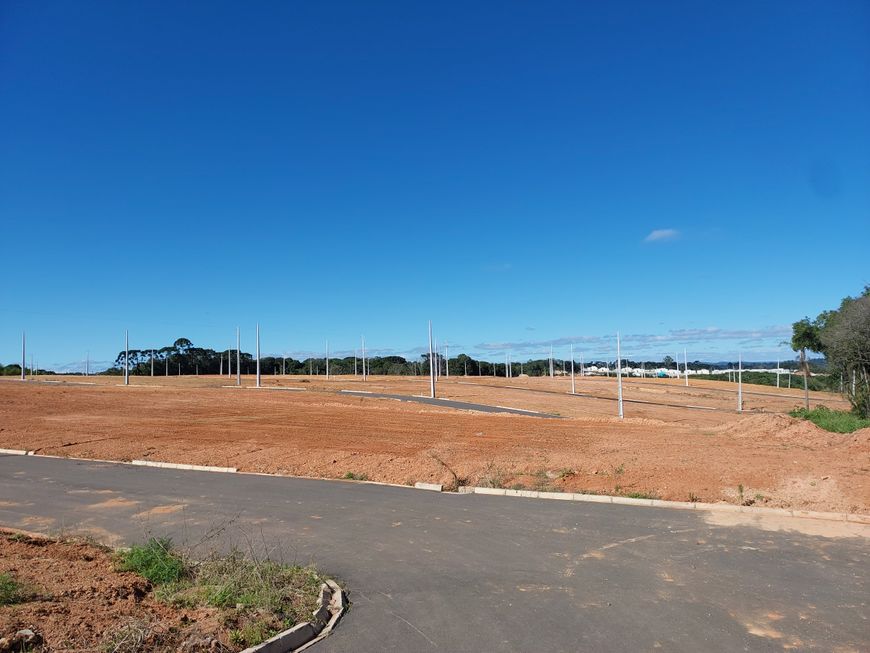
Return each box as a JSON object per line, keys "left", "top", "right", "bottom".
{"left": 116, "top": 538, "right": 187, "bottom": 585}
{"left": 790, "top": 406, "right": 870, "bottom": 433}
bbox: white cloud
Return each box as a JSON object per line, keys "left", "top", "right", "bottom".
{"left": 644, "top": 228, "right": 680, "bottom": 243}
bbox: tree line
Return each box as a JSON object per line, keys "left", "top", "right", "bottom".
{"left": 792, "top": 285, "right": 870, "bottom": 417}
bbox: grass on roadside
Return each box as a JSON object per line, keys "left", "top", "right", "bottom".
{"left": 790, "top": 406, "right": 870, "bottom": 433}
{"left": 342, "top": 471, "right": 369, "bottom": 481}
{"left": 0, "top": 571, "right": 27, "bottom": 606}
{"left": 115, "top": 539, "right": 326, "bottom": 649}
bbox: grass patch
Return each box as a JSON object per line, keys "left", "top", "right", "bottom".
{"left": 0, "top": 571, "right": 27, "bottom": 606}
{"left": 116, "top": 539, "right": 326, "bottom": 649}
{"left": 157, "top": 550, "right": 325, "bottom": 648}
{"left": 478, "top": 462, "right": 508, "bottom": 489}
{"left": 342, "top": 471, "right": 369, "bottom": 481}
{"left": 116, "top": 538, "right": 187, "bottom": 585}
{"left": 789, "top": 406, "right": 870, "bottom": 433}
{"left": 622, "top": 491, "right": 660, "bottom": 500}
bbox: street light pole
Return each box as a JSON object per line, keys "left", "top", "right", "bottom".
{"left": 570, "top": 344, "right": 575, "bottom": 394}
{"left": 616, "top": 332, "right": 624, "bottom": 419}
{"left": 124, "top": 330, "right": 129, "bottom": 386}
{"left": 428, "top": 321, "right": 435, "bottom": 399}
{"left": 236, "top": 327, "right": 241, "bottom": 386}
{"left": 256, "top": 323, "right": 261, "bottom": 388}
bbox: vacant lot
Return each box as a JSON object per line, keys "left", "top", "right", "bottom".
{"left": 1, "top": 375, "right": 867, "bottom": 513}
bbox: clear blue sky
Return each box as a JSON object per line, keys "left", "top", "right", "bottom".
{"left": 1, "top": 1, "right": 868, "bottom": 370}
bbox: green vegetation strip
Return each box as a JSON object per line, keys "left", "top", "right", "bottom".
{"left": 116, "top": 538, "right": 326, "bottom": 649}
{"left": 790, "top": 406, "right": 870, "bottom": 434}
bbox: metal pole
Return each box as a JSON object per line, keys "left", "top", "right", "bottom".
{"left": 738, "top": 354, "right": 743, "bottom": 412}
{"left": 220, "top": 354, "right": 223, "bottom": 376}
{"left": 151, "top": 350, "right": 154, "bottom": 376}
{"left": 684, "top": 348, "right": 689, "bottom": 386}
{"left": 86, "top": 351, "right": 89, "bottom": 377}
{"left": 124, "top": 330, "right": 129, "bottom": 386}
{"left": 428, "top": 320, "right": 435, "bottom": 398}
{"left": 570, "top": 344, "right": 575, "bottom": 394}
{"left": 361, "top": 336, "right": 367, "bottom": 382}
{"left": 326, "top": 340, "right": 330, "bottom": 379}
{"left": 616, "top": 332, "right": 624, "bottom": 419}
{"left": 776, "top": 357, "right": 780, "bottom": 388}
{"left": 549, "top": 345, "right": 554, "bottom": 378}
{"left": 21, "top": 332, "right": 25, "bottom": 381}
{"left": 256, "top": 323, "right": 261, "bottom": 388}
{"left": 236, "top": 327, "right": 241, "bottom": 386}
{"left": 580, "top": 353, "right": 584, "bottom": 378}
{"left": 675, "top": 351, "right": 680, "bottom": 381}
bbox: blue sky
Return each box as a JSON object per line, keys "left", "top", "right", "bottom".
{"left": 1, "top": 1, "right": 868, "bottom": 371}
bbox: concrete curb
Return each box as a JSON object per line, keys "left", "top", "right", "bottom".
{"left": 131, "top": 460, "right": 237, "bottom": 473}
{"left": 456, "top": 486, "right": 870, "bottom": 525}
{"left": 414, "top": 482, "right": 443, "bottom": 492}
{"left": 12, "top": 452, "right": 868, "bottom": 526}
{"left": 240, "top": 579, "right": 347, "bottom": 653}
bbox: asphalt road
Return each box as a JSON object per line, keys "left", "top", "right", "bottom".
{"left": 338, "top": 389, "right": 562, "bottom": 418}
{"left": 1, "top": 455, "right": 867, "bottom": 652}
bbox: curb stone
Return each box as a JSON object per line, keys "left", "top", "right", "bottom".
{"left": 458, "top": 487, "right": 870, "bottom": 525}
{"left": 240, "top": 580, "right": 347, "bottom": 653}
{"left": 131, "top": 460, "right": 237, "bottom": 473}
{"left": 0, "top": 449, "right": 30, "bottom": 456}
{"left": 414, "top": 482, "right": 443, "bottom": 492}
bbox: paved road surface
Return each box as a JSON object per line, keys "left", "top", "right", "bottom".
{"left": 339, "top": 389, "right": 562, "bottom": 418}
{"left": 0, "top": 455, "right": 866, "bottom": 652}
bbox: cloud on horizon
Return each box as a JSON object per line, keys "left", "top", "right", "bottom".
{"left": 644, "top": 228, "right": 680, "bottom": 243}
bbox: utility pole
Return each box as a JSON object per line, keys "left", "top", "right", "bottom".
{"left": 326, "top": 341, "right": 330, "bottom": 379}
{"left": 220, "top": 354, "right": 223, "bottom": 376}
{"left": 282, "top": 356, "right": 285, "bottom": 376}
{"left": 737, "top": 354, "right": 743, "bottom": 413}
{"left": 236, "top": 327, "right": 241, "bottom": 386}
{"left": 570, "top": 344, "right": 576, "bottom": 394}
{"left": 20, "top": 332, "right": 25, "bottom": 381}
{"left": 86, "top": 351, "right": 89, "bottom": 377}
{"left": 256, "top": 323, "right": 261, "bottom": 388}
{"left": 445, "top": 342, "right": 449, "bottom": 378}
{"left": 151, "top": 350, "right": 154, "bottom": 377}
{"left": 124, "top": 330, "right": 129, "bottom": 386}
{"left": 549, "top": 345, "right": 554, "bottom": 378}
{"left": 776, "top": 357, "right": 780, "bottom": 388}
{"left": 165, "top": 357, "right": 168, "bottom": 376}
{"left": 580, "top": 353, "right": 584, "bottom": 378}
{"left": 361, "top": 336, "right": 367, "bottom": 382}
{"left": 684, "top": 348, "right": 689, "bottom": 386}
{"left": 616, "top": 332, "right": 624, "bottom": 419}
{"left": 428, "top": 320, "right": 435, "bottom": 398}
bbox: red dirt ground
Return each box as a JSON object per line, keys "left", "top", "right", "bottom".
{"left": 1, "top": 375, "right": 867, "bottom": 513}
{"left": 0, "top": 530, "right": 226, "bottom": 652}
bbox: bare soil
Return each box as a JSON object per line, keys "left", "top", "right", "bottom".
{"left": 0, "top": 530, "right": 226, "bottom": 652}
{"left": 1, "top": 375, "right": 867, "bottom": 513}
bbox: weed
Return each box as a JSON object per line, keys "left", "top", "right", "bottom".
{"left": 737, "top": 484, "right": 744, "bottom": 504}
{"left": 613, "top": 463, "right": 625, "bottom": 476}
{"left": 688, "top": 493, "right": 700, "bottom": 503}
{"left": 101, "top": 618, "right": 151, "bottom": 653}
{"left": 115, "top": 538, "right": 187, "bottom": 585}
{"left": 623, "top": 491, "right": 659, "bottom": 500}
{"left": 754, "top": 493, "right": 765, "bottom": 502}
{"left": 342, "top": 472, "right": 369, "bottom": 481}
{"left": 557, "top": 468, "right": 576, "bottom": 480}
{"left": 790, "top": 406, "right": 870, "bottom": 433}
{"left": 479, "top": 462, "right": 507, "bottom": 489}
{"left": 0, "top": 572, "right": 27, "bottom": 605}
{"left": 510, "top": 483, "right": 526, "bottom": 491}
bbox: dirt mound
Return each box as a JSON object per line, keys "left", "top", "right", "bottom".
{"left": 715, "top": 413, "right": 860, "bottom": 448}
{"left": 0, "top": 532, "right": 225, "bottom": 651}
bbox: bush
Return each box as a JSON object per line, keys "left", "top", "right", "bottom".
{"left": 0, "top": 572, "right": 26, "bottom": 605}
{"left": 116, "top": 538, "right": 187, "bottom": 585}
{"left": 790, "top": 406, "right": 870, "bottom": 433}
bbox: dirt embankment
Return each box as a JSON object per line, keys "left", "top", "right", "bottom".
{"left": 0, "top": 378, "right": 867, "bottom": 513}
{"left": 0, "top": 531, "right": 225, "bottom": 652}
